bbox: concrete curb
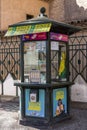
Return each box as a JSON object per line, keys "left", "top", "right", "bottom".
{"left": 0, "top": 95, "right": 19, "bottom": 102}
{"left": 71, "top": 101, "right": 87, "bottom": 109}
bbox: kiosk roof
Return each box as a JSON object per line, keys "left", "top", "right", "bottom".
{"left": 5, "top": 16, "right": 81, "bottom": 36}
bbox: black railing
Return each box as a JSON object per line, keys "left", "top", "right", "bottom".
{"left": 0, "top": 31, "right": 87, "bottom": 93}
{"left": 0, "top": 34, "right": 20, "bottom": 82}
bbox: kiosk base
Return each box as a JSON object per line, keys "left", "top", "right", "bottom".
{"left": 14, "top": 82, "right": 73, "bottom": 129}
{"left": 19, "top": 114, "right": 71, "bottom": 129}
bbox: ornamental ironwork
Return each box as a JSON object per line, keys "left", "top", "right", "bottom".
{"left": 69, "top": 31, "right": 87, "bottom": 82}
{"left": 0, "top": 32, "right": 20, "bottom": 82}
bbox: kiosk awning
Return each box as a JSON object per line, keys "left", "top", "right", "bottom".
{"left": 5, "top": 16, "right": 81, "bottom": 37}
{"left": 5, "top": 23, "right": 51, "bottom": 36}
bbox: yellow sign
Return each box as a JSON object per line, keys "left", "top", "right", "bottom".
{"left": 28, "top": 102, "right": 41, "bottom": 111}
{"left": 56, "top": 91, "right": 64, "bottom": 100}
{"left": 59, "top": 52, "right": 66, "bottom": 76}
{"left": 5, "top": 23, "right": 51, "bottom": 36}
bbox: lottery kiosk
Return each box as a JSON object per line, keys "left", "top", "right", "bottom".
{"left": 5, "top": 8, "right": 80, "bottom": 127}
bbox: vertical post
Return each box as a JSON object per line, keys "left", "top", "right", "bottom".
{"left": 1, "top": 81, "right": 3, "bottom": 95}
{"left": 20, "top": 36, "right": 24, "bottom": 82}
{"left": 20, "top": 36, "right": 25, "bottom": 118}
{"left": 16, "top": 86, "right": 18, "bottom": 96}
{"left": 0, "top": 81, "right": 3, "bottom": 102}
{"left": 66, "top": 39, "right": 70, "bottom": 115}
{"left": 46, "top": 32, "right": 51, "bottom": 83}
{"left": 66, "top": 41, "right": 69, "bottom": 81}
{"left": 45, "top": 32, "right": 51, "bottom": 122}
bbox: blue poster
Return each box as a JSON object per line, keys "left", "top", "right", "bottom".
{"left": 53, "top": 88, "right": 67, "bottom": 117}
{"left": 25, "top": 89, "right": 45, "bottom": 117}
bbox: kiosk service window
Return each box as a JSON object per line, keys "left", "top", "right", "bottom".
{"left": 24, "top": 41, "right": 46, "bottom": 83}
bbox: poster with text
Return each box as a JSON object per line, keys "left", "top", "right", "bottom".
{"left": 25, "top": 89, "right": 45, "bottom": 117}
{"left": 53, "top": 88, "right": 67, "bottom": 117}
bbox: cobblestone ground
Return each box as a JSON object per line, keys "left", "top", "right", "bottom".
{"left": 0, "top": 101, "right": 87, "bottom": 130}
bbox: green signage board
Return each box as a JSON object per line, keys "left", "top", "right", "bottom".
{"left": 5, "top": 23, "right": 51, "bottom": 36}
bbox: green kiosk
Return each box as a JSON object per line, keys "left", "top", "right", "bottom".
{"left": 5, "top": 8, "right": 80, "bottom": 128}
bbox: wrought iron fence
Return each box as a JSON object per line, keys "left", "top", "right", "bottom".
{"left": 69, "top": 32, "right": 87, "bottom": 82}
{"left": 0, "top": 31, "right": 87, "bottom": 95}
{"left": 0, "top": 34, "right": 20, "bottom": 83}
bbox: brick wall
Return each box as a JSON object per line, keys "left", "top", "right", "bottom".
{"left": 49, "top": 0, "right": 87, "bottom": 22}
{"left": 49, "top": 0, "right": 65, "bottom": 21}
{"left": 64, "top": 0, "right": 87, "bottom": 22}
{"left": 0, "top": 0, "right": 49, "bottom": 30}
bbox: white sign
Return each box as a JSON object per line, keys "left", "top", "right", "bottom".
{"left": 51, "top": 41, "right": 59, "bottom": 50}
{"left": 30, "top": 93, "right": 37, "bottom": 102}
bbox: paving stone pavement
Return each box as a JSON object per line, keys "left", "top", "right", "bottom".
{"left": 0, "top": 101, "right": 87, "bottom": 130}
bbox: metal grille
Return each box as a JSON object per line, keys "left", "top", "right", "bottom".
{"left": 0, "top": 34, "right": 20, "bottom": 82}
{"left": 69, "top": 33, "right": 87, "bottom": 82}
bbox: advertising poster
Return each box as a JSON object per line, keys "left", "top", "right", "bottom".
{"left": 25, "top": 89, "right": 45, "bottom": 117}
{"left": 53, "top": 88, "right": 67, "bottom": 117}
{"left": 22, "top": 32, "right": 47, "bottom": 41}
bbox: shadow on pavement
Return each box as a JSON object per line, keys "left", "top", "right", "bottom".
{"left": 0, "top": 101, "right": 19, "bottom": 112}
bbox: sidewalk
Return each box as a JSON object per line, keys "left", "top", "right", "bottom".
{"left": 0, "top": 100, "right": 87, "bottom": 130}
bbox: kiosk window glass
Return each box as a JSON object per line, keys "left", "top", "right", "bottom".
{"left": 51, "top": 41, "right": 67, "bottom": 81}
{"left": 24, "top": 41, "right": 46, "bottom": 83}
